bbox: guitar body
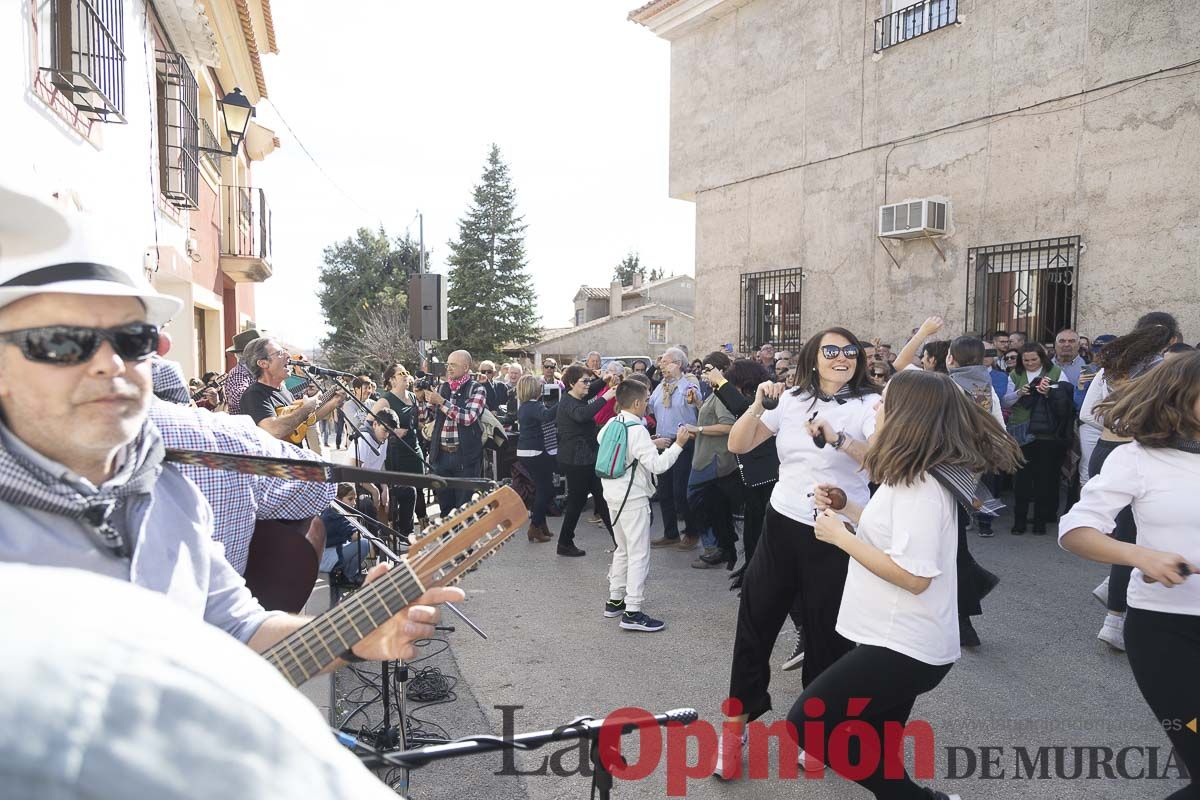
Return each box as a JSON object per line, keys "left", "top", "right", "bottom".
{"left": 243, "top": 517, "right": 326, "bottom": 613}
{"left": 274, "top": 401, "right": 318, "bottom": 445}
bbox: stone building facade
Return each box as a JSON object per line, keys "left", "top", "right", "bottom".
{"left": 631, "top": 0, "right": 1200, "bottom": 353}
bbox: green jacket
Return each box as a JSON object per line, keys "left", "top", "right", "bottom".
{"left": 1007, "top": 366, "right": 1063, "bottom": 426}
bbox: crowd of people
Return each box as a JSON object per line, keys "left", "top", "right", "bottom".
{"left": 2, "top": 183, "right": 1198, "bottom": 799}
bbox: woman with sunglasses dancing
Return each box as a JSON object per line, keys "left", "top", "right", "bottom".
{"left": 715, "top": 328, "right": 879, "bottom": 778}
{"left": 1060, "top": 351, "right": 1200, "bottom": 800}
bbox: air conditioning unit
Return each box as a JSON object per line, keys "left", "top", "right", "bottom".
{"left": 878, "top": 198, "right": 949, "bottom": 239}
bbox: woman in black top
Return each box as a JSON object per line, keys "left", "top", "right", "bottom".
{"left": 371, "top": 363, "right": 425, "bottom": 536}
{"left": 554, "top": 363, "right": 617, "bottom": 557}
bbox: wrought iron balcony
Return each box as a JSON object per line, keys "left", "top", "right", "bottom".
{"left": 219, "top": 186, "right": 272, "bottom": 282}
{"left": 875, "top": 0, "right": 958, "bottom": 53}
{"left": 41, "top": 0, "right": 127, "bottom": 123}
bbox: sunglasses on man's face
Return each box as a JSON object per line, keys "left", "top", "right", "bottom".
{"left": 0, "top": 323, "right": 160, "bottom": 366}
{"left": 480, "top": 369, "right": 494, "bottom": 375}
{"left": 1005, "top": 355, "right": 1018, "bottom": 362}
{"left": 820, "top": 344, "right": 860, "bottom": 360}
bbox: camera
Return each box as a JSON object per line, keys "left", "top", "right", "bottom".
{"left": 414, "top": 372, "right": 439, "bottom": 391}
{"left": 542, "top": 385, "right": 561, "bottom": 406}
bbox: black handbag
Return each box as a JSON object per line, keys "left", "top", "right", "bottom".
{"left": 735, "top": 438, "right": 779, "bottom": 488}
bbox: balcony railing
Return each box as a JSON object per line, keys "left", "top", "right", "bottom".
{"left": 875, "top": 0, "right": 957, "bottom": 53}
{"left": 220, "top": 186, "right": 272, "bottom": 280}
{"left": 41, "top": 0, "right": 127, "bottom": 123}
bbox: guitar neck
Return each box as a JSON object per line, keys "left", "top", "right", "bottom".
{"left": 263, "top": 559, "right": 426, "bottom": 687}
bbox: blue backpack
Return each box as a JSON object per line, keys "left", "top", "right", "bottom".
{"left": 595, "top": 418, "right": 642, "bottom": 526}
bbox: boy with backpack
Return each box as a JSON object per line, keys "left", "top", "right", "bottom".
{"left": 596, "top": 380, "right": 693, "bottom": 632}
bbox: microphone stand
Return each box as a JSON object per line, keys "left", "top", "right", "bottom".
{"left": 337, "top": 708, "right": 700, "bottom": 800}
{"left": 300, "top": 364, "right": 433, "bottom": 473}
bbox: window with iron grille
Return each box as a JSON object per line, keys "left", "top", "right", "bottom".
{"left": 739, "top": 268, "right": 803, "bottom": 355}
{"left": 40, "top": 0, "right": 127, "bottom": 123}
{"left": 875, "top": 0, "right": 957, "bottom": 52}
{"left": 156, "top": 50, "right": 200, "bottom": 209}
{"left": 648, "top": 320, "right": 668, "bottom": 344}
{"left": 965, "top": 237, "right": 1080, "bottom": 345}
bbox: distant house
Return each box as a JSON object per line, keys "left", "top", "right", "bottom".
{"left": 504, "top": 274, "right": 695, "bottom": 367}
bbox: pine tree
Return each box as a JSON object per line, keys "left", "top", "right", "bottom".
{"left": 446, "top": 145, "right": 539, "bottom": 359}
{"left": 647, "top": 266, "right": 665, "bottom": 282}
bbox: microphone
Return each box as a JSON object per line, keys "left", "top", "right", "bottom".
{"left": 288, "top": 360, "right": 355, "bottom": 377}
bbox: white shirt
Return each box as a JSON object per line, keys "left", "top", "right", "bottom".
{"left": 598, "top": 411, "right": 684, "bottom": 506}
{"left": 1078, "top": 368, "right": 1109, "bottom": 431}
{"left": 0, "top": 564, "right": 397, "bottom": 800}
{"left": 355, "top": 432, "right": 387, "bottom": 471}
{"left": 759, "top": 389, "right": 879, "bottom": 523}
{"left": 836, "top": 476, "right": 961, "bottom": 666}
{"left": 1060, "top": 442, "right": 1200, "bottom": 616}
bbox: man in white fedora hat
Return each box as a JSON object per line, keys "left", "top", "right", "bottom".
{"left": 0, "top": 186, "right": 459, "bottom": 659}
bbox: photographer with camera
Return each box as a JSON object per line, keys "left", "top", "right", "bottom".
{"left": 1002, "top": 342, "right": 1074, "bottom": 535}
{"left": 414, "top": 350, "right": 489, "bottom": 515}
{"left": 555, "top": 363, "right": 619, "bottom": 557}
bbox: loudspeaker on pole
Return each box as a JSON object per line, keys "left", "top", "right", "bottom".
{"left": 408, "top": 273, "right": 447, "bottom": 341}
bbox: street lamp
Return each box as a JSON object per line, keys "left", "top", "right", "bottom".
{"left": 199, "top": 88, "right": 255, "bottom": 157}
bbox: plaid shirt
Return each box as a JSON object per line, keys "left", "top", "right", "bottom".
{"left": 224, "top": 363, "right": 254, "bottom": 415}
{"left": 148, "top": 401, "right": 335, "bottom": 574}
{"left": 420, "top": 381, "right": 489, "bottom": 451}
{"left": 150, "top": 357, "right": 191, "bottom": 405}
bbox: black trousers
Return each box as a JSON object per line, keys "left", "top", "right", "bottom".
{"left": 558, "top": 463, "right": 612, "bottom": 547}
{"left": 787, "top": 645, "right": 953, "bottom": 800}
{"left": 432, "top": 450, "right": 482, "bottom": 515}
{"left": 388, "top": 485, "right": 417, "bottom": 538}
{"left": 956, "top": 506, "right": 983, "bottom": 618}
{"left": 520, "top": 452, "right": 557, "bottom": 527}
{"left": 1013, "top": 439, "right": 1067, "bottom": 524}
{"left": 657, "top": 440, "right": 697, "bottom": 539}
{"left": 691, "top": 472, "right": 743, "bottom": 550}
{"left": 1125, "top": 608, "right": 1200, "bottom": 799}
{"left": 729, "top": 506, "right": 853, "bottom": 720}
{"left": 741, "top": 483, "right": 773, "bottom": 564}
{"left": 1090, "top": 439, "right": 1138, "bottom": 613}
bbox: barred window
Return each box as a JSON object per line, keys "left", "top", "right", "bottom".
{"left": 156, "top": 50, "right": 200, "bottom": 209}
{"left": 40, "top": 0, "right": 127, "bottom": 123}
{"left": 966, "top": 237, "right": 1080, "bottom": 345}
{"left": 648, "top": 320, "right": 668, "bottom": 344}
{"left": 740, "top": 268, "right": 803, "bottom": 354}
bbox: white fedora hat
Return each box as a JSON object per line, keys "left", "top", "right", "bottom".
{"left": 0, "top": 187, "right": 183, "bottom": 325}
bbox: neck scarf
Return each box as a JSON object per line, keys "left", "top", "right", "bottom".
{"left": 1169, "top": 439, "right": 1200, "bottom": 454}
{"left": 660, "top": 376, "right": 679, "bottom": 408}
{"left": 448, "top": 375, "right": 470, "bottom": 393}
{"left": 0, "top": 422, "right": 164, "bottom": 558}
{"left": 929, "top": 463, "right": 1004, "bottom": 517}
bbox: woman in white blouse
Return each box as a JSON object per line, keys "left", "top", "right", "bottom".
{"left": 1060, "top": 351, "right": 1200, "bottom": 798}
{"left": 795, "top": 369, "right": 1020, "bottom": 800}
{"left": 715, "top": 328, "right": 879, "bottom": 778}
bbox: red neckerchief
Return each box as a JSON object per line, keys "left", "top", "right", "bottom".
{"left": 448, "top": 375, "right": 470, "bottom": 393}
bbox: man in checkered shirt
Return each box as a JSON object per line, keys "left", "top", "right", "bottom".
{"left": 149, "top": 399, "right": 334, "bottom": 574}
{"left": 418, "top": 349, "right": 489, "bottom": 514}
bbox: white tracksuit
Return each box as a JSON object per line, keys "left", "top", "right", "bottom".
{"left": 598, "top": 411, "right": 685, "bottom": 611}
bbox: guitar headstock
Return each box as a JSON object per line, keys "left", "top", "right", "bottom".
{"left": 405, "top": 486, "right": 528, "bottom": 589}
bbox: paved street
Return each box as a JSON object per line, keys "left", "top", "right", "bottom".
{"left": 317, "top": 495, "right": 1190, "bottom": 800}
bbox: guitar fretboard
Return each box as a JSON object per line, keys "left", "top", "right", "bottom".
{"left": 264, "top": 559, "right": 427, "bottom": 687}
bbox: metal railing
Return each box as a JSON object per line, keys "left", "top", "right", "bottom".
{"left": 875, "top": 0, "right": 957, "bottom": 52}
{"left": 41, "top": 0, "right": 127, "bottom": 122}
{"left": 740, "top": 268, "right": 803, "bottom": 355}
{"left": 965, "top": 236, "right": 1081, "bottom": 344}
{"left": 200, "top": 117, "right": 224, "bottom": 169}
{"left": 220, "top": 186, "right": 272, "bottom": 264}
{"left": 155, "top": 50, "right": 199, "bottom": 209}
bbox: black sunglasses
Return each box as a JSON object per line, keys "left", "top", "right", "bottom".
{"left": 0, "top": 323, "right": 160, "bottom": 365}
{"left": 1005, "top": 354, "right": 1019, "bottom": 361}
{"left": 820, "top": 344, "right": 860, "bottom": 360}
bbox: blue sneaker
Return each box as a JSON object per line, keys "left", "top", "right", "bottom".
{"left": 604, "top": 599, "right": 626, "bottom": 618}
{"left": 620, "top": 611, "right": 665, "bottom": 632}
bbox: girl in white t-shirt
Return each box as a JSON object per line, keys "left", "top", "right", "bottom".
{"left": 1060, "top": 351, "right": 1200, "bottom": 796}
{"left": 793, "top": 369, "right": 1021, "bottom": 799}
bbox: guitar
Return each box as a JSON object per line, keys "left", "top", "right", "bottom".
{"left": 243, "top": 516, "right": 327, "bottom": 614}
{"left": 262, "top": 486, "right": 527, "bottom": 687}
{"left": 275, "top": 383, "right": 341, "bottom": 445}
